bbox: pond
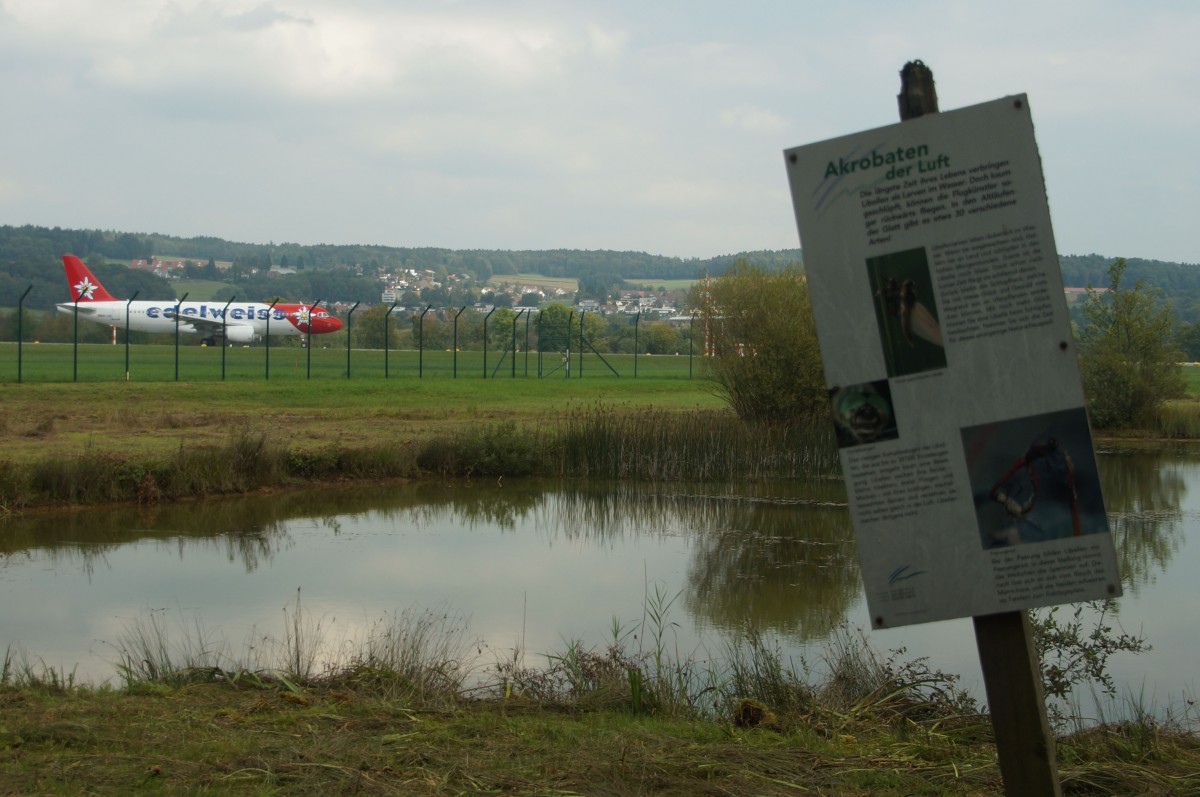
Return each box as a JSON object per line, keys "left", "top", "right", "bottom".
{"left": 0, "top": 449, "right": 1194, "bottom": 719}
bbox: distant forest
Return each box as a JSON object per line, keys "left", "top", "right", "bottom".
{"left": 2, "top": 223, "right": 1199, "bottom": 320}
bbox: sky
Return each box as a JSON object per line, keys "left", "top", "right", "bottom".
{"left": 0, "top": 1, "right": 1197, "bottom": 263}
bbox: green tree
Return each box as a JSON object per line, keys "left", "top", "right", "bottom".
{"left": 576, "top": 271, "right": 622, "bottom": 302}
{"left": 481, "top": 290, "right": 513, "bottom": 308}
{"left": 533, "top": 303, "right": 572, "bottom": 355}
{"left": 1078, "top": 258, "right": 1185, "bottom": 428}
{"left": 411, "top": 312, "right": 452, "bottom": 351}
{"left": 578, "top": 311, "right": 607, "bottom": 351}
{"left": 1175, "top": 321, "right": 1200, "bottom": 362}
{"left": 485, "top": 307, "right": 519, "bottom": 349}
{"left": 697, "top": 261, "right": 824, "bottom": 423}
{"left": 643, "top": 321, "right": 681, "bottom": 355}
{"left": 352, "top": 304, "right": 401, "bottom": 350}
{"left": 0, "top": 307, "right": 38, "bottom": 342}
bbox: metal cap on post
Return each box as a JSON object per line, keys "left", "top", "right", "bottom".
{"left": 897, "top": 60, "right": 939, "bottom": 121}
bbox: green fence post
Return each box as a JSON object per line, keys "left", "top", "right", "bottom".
{"left": 419, "top": 305, "right": 431, "bottom": 378}
{"left": 345, "top": 302, "right": 360, "bottom": 378}
{"left": 72, "top": 295, "right": 79, "bottom": 383}
{"left": 221, "top": 296, "right": 235, "bottom": 381}
{"left": 265, "top": 299, "right": 279, "bottom": 380}
{"left": 384, "top": 300, "right": 399, "bottom": 378}
{"left": 306, "top": 298, "right": 322, "bottom": 380}
{"left": 452, "top": 306, "right": 466, "bottom": 378}
{"left": 17, "top": 286, "right": 31, "bottom": 383}
{"left": 124, "top": 291, "right": 139, "bottom": 381}
{"left": 174, "top": 292, "right": 189, "bottom": 382}
{"left": 634, "top": 312, "right": 641, "bottom": 378}
{"left": 483, "top": 306, "right": 497, "bottom": 378}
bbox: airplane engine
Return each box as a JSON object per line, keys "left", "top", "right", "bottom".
{"left": 225, "top": 325, "right": 256, "bottom": 344}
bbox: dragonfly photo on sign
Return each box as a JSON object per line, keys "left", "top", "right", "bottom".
{"left": 866, "top": 247, "right": 946, "bottom": 378}
{"left": 960, "top": 407, "right": 1110, "bottom": 549}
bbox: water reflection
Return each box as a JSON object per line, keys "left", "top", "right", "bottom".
{"left": 1097, "top": 449, "right": 1188, "bottom": 594}
{"left": 527, "top": 482, "right": 857, "bottom": 639}
{"left": 0, "top": 497, "right": 297, "bottom": 576}
{"left": 0, "top": 452, "right": 1186, "bottom": 610}
{"left": 686, "top": 500, "right": 857, "bottom": 638}
{"left": 0, "top": 452, "right": 1191, "bottom": 695}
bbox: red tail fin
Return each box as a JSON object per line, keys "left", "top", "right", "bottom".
{"left": 62, "top": 255, "right": 118, "bottom": 302}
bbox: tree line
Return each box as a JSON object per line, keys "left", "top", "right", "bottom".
{"left": 0, "top": 224, "right": 802, "bottom": 311}
{"left": 702, "top": 258, "right": 1186, "bottom": 431}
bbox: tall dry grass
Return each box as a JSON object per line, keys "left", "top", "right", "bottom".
{"left": 1, "top": 405, "right": 838, "bottom": 509}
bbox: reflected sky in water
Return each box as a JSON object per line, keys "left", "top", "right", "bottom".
{"left": 0, "top": 454, "right": 1195, "bottom": 717}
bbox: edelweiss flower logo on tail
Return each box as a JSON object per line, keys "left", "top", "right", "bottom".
{"left": 73, "top": 277, "right": 99, "bottom": 301}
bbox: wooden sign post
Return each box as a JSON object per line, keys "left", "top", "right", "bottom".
{"left": 782, "top": 61, "right": 1125, "bottom": 797}
{"left": 898, "top": 61, "right": 1061, "bottom": 797}
{"left": 974, "top": 611, "right": 1061, "bottom": 795}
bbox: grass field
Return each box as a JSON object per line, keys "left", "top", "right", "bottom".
{"left": 625, "top": 277, "right": 699, "bottom": 291}
{"left": 0, "top": 341, "right": 724, "bottom": 466}
{"left": 1182, "top": 364, "right": 1200, "bottom": 393}
{"left": 1, "top": 340, "right": 701, "bottom": 383}
{"left": 487, "top": 272, "right": 578, "bottom": 293}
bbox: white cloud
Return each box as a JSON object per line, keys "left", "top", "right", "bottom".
{"left": 0, "top": 0, "right": 1196, "bottom": 261}
{"left": 719, "top": 106, "right": 786, "bottom": 135}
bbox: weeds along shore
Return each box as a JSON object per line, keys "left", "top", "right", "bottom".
{"left": 3, "top": 596, "right": 1197, "bottom": 796}
{"left": 0, "top": 407, "right": 841, "bottom": 512}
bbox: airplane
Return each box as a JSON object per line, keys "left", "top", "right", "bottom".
{"left": 56, "top": 254, "right": 343, "bottom": 344}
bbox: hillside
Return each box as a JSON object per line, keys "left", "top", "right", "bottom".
{"left": 2, "top": 223, "right": 1198, "bottom": 318}
{"left": 1059, "top": 254, "right": 1200, "bottom": 320}
{"left": 0, "top": 224, "right": 801, "bottom": 311}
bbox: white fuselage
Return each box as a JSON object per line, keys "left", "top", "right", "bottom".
{"left": 56, "top": 300, "right": 311, "bottom": 342}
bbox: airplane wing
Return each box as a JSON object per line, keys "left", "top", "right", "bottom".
{"left": 164, "top": 311, "right": 255, "bottom": 339}
{"left": 169, "top": 314, "right": 226, "bottom": 333}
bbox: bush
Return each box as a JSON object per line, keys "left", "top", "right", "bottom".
{"left": 697, "top": 262, "right": 826, "bottom": 423}
{"left": 1078, "top": 258, "right": 1185, "bottom": 428}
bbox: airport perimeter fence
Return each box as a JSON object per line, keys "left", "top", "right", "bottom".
{"left": 1, "top": 301, "right": 705, "bottom": 384}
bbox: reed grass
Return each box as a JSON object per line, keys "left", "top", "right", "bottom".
{"left": 109, "top": 611, "right": 229, "bottom": 688}
{"left": 91, "top": 593, "right": 980, "bottom": 738}
{"left": 721, "top": 626, "right": 813, "bottom": 723}
{"left": 0, "top": 406, "right": 839, "bottom": 510}
{"left": 494, "top": 584, "right": 716, "bottom": 717}
{"left": 1153, "top": 400, "right": 1200, "bottom": 437}
{"left": 548, "top": 405, "right": 840, "bottom": 482}
{"left": 415, "top": 420, "right": 542, "bottom": 477}
{"left": 1, "top": 646, "right": 79, "bottom": 692}
{"left": 99, "top": 594, "right": 479, "bottom": 705}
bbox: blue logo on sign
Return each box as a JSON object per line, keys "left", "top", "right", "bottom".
{"left": 888, "top": 564, "right": 926, "bottom": 586}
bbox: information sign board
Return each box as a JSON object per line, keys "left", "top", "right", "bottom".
{"left": 784, "top": 95, "right": 1121, "bottom": 627}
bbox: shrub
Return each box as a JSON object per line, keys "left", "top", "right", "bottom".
{"left": 1078, "top": 258, "right": 1185, "bottom": 428}
{"left": 696, "top": 262, "right": 826, "bottom": 424}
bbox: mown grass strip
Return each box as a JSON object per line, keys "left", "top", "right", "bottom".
{"left": 0, "top": 340, "right": 698, "bottom": 383}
